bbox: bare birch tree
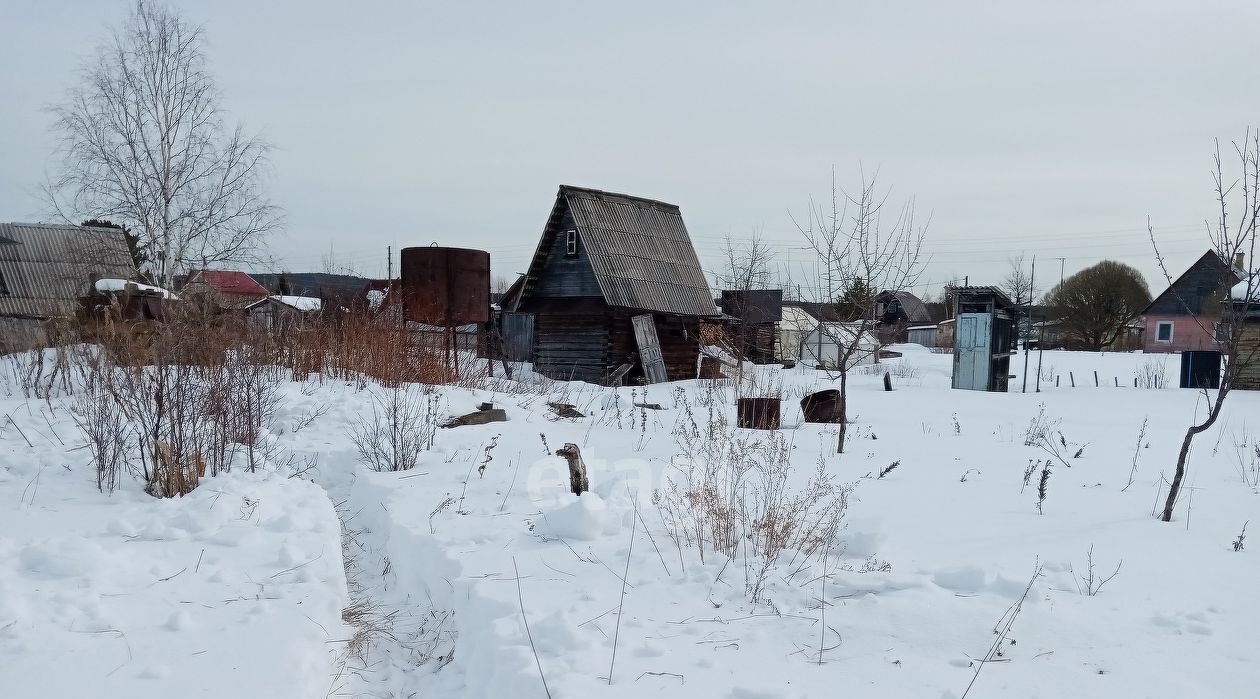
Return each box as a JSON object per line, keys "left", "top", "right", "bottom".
{"left": 45, "top": 0, "right": 279, "bottom": 289}
{"left": 793, "top": 168, "right": 928, "bottom": 453}
{"left": 1150, "top": 131, "right": 1260, "bottom": 522}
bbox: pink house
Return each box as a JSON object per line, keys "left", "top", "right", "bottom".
{"left": 1141, "top": 250, "right": 1246, "bottom": 354}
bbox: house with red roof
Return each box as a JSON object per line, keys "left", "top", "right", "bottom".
{"left": 181, "top": 270, "right": 270, "bottom": 309}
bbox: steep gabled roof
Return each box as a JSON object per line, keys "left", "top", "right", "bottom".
{"left": 1140, "top": 250, "right": 1244, "bottom": 316}
{"left": 0, "top": 222, "right": 134, "bottom": 319}
{"left": 517, "top": 185, "right": 719, "bottom": 316}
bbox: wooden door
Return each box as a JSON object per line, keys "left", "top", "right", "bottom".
{"left": 954, "top": 313, "right": 990, "bottom": 390}
{"left": 632, "top": 314, "right": 668, "bottom": 383}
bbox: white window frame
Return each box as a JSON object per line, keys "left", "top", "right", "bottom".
{"left": 565, "top": 230, "right": 577, "bottom": 257}
{"left": 1156, "top": 321, "right": 1174, "bottom": 343}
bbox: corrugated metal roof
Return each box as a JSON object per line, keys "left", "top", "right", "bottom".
{"left": 0, "top": 223, "right": 134, "bottom": 319}
{"left": 521, "top": 186, "right": 719, "bottom": 317}
{"left": 879, "top": 290, "right": 932, "bottom": 324}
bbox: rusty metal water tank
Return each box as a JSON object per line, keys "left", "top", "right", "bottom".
{"left": 400, "top": 246, "right": 490, "bottom": 325}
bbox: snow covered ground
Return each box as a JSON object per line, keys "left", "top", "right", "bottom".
{"left": 0, "top": 396, "right": 345, "bottom": 697}
{"left": 2, "top": 345, "right": 1258, "bottom": 698}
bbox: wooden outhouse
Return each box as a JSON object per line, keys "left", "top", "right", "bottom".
{"left": 950, "top": 286, "right": 1015, "bottom": 392}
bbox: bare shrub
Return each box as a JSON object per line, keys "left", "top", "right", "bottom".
{"left": 1071, "top": 544, "right": 1122, "bottom": 595}
{"left": 349, "top": 383, "right": 439, "bottom": 472}
{"left": 1229, "top": 429, "right": 1260, "bottom": 490}
{"left": 1136, "top": 356, "right": 1169, "bottom": 389}
{"left": 69, "top": 380, "right": 134, "bottom": 493}
{"left": 654, "top": 413, "right": 851, "bottom": 602}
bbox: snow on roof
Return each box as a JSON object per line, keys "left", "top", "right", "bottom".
{"left": 1231, "top": 274, "right": 1259, "bottom": 302}
{"left": 270, "top": 295, "right": 322, "bottom": 311}
{"left": 94, "top": 278, "right": 179, "bottom": 300}
{"left": 907, "top": 324, "right": 937, "bottom": 331}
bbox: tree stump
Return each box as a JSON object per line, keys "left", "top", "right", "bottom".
{"left": 555, "top": 443, "right": 590, "bottom": 496}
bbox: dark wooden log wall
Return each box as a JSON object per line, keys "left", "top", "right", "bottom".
{"left": 518, "top": 205, "right": 610, "bottom": 382}
{"left": 1236, "top": 321, "right": 1260, "bottom": 390}
{"left": 528, "top": 297, "right": 609, "bottom": 383}
{"left": 608, "top": 309, "right": 702, "bottom": 382}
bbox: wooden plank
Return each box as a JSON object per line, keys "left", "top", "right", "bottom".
{"left": 632, "top": 314, "right": 668, "bottom": 384}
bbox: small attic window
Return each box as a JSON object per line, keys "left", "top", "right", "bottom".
{"left": 565, "top": 230, "right": 578, "bottom": 257}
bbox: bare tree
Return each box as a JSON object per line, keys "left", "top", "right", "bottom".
{"left": 793, "top": 168, "right": 928, "bottom": 453}
{"left": 1003, "top": 254, "right": 1039, "bottom": 345}
{"left": 1002, "top": 254, "right": 1038, "bottom": 312}
{"left": 715, "top": 233, "right": 778, "bottom": 375}
{"left": 45, "top": 1, "right": 279, "bottom": 289}
{"left": 492, "top": 276, "right": 515, "bottom": 296}
{"left": 718, "top": 233, "right": 777, "bottom": 291}
{"left": 1150, "top": 131, "right": 1260, "bottom": 522}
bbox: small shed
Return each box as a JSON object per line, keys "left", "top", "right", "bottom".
{"left": 950, "top": 286, "right": 1015, "bottom": 392}
{"left": 245, "top": 295, "right": 323, "bottom": 334}
{"left": 799, "top": 322, "right": 880, "bottom": 370}
{"left": 906, "top": 324, "right": 938, "bottom": 347}
{"left": 511, "top": 185, "right": 719, "bottom": 383}
{"left": 718, "top": 289, "right": 783, "bottom": 364}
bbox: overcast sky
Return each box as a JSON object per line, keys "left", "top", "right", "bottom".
{"left": 3, "top": 0, "right": 1259, "bottom": 299}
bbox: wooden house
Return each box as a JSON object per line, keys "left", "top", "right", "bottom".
{"left": 181, "top": 270, "right": 270, "bottom": 310}
{"left": 0, "top": 222, "right": 135, "bottom": 352}
{"left": 510, "top": 185, "right": 719, "bottom": 383}
{"left": 718, "top": 289, "right": 783, "bottom": 364}
{"left": 1229, "top": 273, "right": 1260, "bottom": 390}
{"left": 874, "top": 290, "right": 934, "bottom": 343}
{"left": 1141, "top": 251, "right": 1246, "bottom": 354}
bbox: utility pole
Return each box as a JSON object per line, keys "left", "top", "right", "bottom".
{"left": 1022, "top": 255, "right": 1036, "bottom": 392}
{"left": 1055, "top": 257, "right": 1066, "bottom": 287}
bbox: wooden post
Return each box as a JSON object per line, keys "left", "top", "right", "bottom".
{"left": 1114, "top": 376, "right": 1119, "bottom": 387}
{"left": 1056, "top": 376, "right": 1060, "bottom": 387}
{"left": 1094, "top": 370, "right": 1099, "bottom": 387}
{"left": 556, "top": 443, "right": 589, "bottom": 496}
{"left": 1069, "top": 372, "right": 1075, "bottom": 387}
{"left": 883, "top": 371, "right": 893, "bottom": 392}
